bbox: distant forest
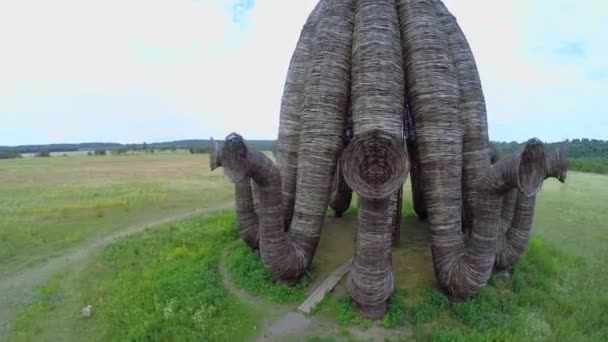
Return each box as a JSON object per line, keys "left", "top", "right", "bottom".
{"left": 0, "top": 139, "right": 275, "bottom": 154}
{"left": 1, "top": 138, "right": 607, "bottom": 174}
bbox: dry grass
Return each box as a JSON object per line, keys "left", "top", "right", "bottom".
{"left": 3, "top": 155, "right": 606, "bottom": 341}
{"left": 0, "top": 153, "right": 233, "bottom": 275}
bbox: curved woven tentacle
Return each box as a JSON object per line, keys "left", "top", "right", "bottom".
{"left": 544, "top": 145, "right": 568, "bottom": 183}
{"left": 399, "top": 0, "right": 548, "bottom": 300}
{"left": 282, "top": 0, "right": 353, "bottom": 279}
{"left": 443, "top": 137, "right": 546, "bottom": 299}
{"left": 403, "top": 62, "right": 427, "bottom": 221}
{"left": 399, "top": 0, "right": 465, "bottom": 295}
{"left": 251, "top": 179, "right": 261, "bottom": 217}
{"left": 330, "top": 112, "right": 354, "bottom": 217}
{"left": 222, "top": 133, "right": 300, "bottom": 281}
{"left": 222, "top": 0, "right": 354, "bottom": 283}
{"left": 407, "top": 116, "right": 426, "bottom": 223}
{"left": 494, "top": 146, "right": 568, "bottom": 271}
{"left": 433, "top": 0, "right": 490, "bottom": 237}
{"left": 276, "top": 0, "right": 326, "bottom": 229}
{"left": 234, "top": 179, "right": 260, "bottom": 250}
{"left": 346, "top": 0, "right": 406, "bottom": 319}
{"left": 209, "top": 137, "right": 261, "bottom": 247}
{"left": 495, "top": 190, "right": 532, "bottom": 272}
{"left": 271, "top": 141, "right": 278, "bottom": 159}
{"left": 329, "top": 156, "right": 353, "bottom": 217}
{"left": 209, "top": 137, "right": 223, "bottom": 171}
{"left": 490, "top": 144, "right": 500, "bottom": 164}
{"left": 408, "top": 139, "right": 427, "bottom": 220}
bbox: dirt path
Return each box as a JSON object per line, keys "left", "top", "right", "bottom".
{"left": 218, "top": 245, "right": 321, "bottom": 341}
{"left": 218, "top": 244, "right": 369, "bottom": 342}
{"left": 218, "top": 228, "right": 411, "bottom": 342}
{"left": 0, "top": 203, "right": 232, "bottom": 339}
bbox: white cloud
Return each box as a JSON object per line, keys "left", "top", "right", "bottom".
{"left": 0, "top": 0, "right": 319, "bottom": 143}
{"left": 0, "top": 0, "right": 234, "bottom": 93}
{"left": 0, "top": 0, "right": 605, "bottom": 144}
{"left": 443, "top": 0, "right": 607, "bottom": 141}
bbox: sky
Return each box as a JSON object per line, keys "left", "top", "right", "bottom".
{"left": 0, "top": 0, "right": 606, "bottom": 145}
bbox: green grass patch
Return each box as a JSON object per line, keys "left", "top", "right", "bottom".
{"left": 334, "top": 297, "right": 372, "bottom": 328}
{"left": 0, "top": 153, "right": 233, "bottom": 275}
{"left": 226, "top": 241, "right": 312, "bottom": 303}
{"left": 11, "top": 213, "right": 259, "bottom": 341}
{"left": 5, "top": 171, "right": 607, "bottom": 340}
{"left": 328, "top": 237, "right": 607, "bottom": 341}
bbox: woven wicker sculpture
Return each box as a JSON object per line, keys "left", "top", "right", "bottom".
{"left": 212, "top": 0, "right": 568, "bottom": 319}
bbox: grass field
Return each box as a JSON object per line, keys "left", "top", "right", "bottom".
{"left": 0, "top": 153, "right": 232, "bottom": 275}
{"left": 2, "top": 154, "right": 607, "bottom": 341}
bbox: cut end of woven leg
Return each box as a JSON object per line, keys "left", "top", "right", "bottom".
{"left": 342, "top": 130, "right": 408, "bottom": 199}
{"left": 209, "top": 137, "right": 223, "bottom": 171}
{"left": 517, "top": 138, "right": 546, "bottom": 196}
{"left": 547, "top": 145, "right": 569, "bottom": 183}
{"left": 490, "top": 144, "right": 500, "bottom": 164}
{"left": 222, "top": 132, "right": 250, "bottom": 183}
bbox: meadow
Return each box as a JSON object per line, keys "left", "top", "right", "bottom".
{"left": 0, "top": 153, "right": 233, "bottom": 275}
{"left": 1, "top": 153, "right": 607, "bottom": 341}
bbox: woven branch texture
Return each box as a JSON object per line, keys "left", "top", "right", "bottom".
{"left": 494, "top": 147, "right": 568, "bottom": 271}
{"left": 330, "top": 112, "right": 354, "bottom": 217}
{"left": 209, "top": 137, "right": 222, "bottom": 171}
{"left": 329, "top": 156, "right": 353, "bottom": 217}
{"left": 211, "top": 0, "right": 567, "bottom": 319}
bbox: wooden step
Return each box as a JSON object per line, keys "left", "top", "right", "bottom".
{"left": 297, "top": 257, "right": 354, "bottom": 314}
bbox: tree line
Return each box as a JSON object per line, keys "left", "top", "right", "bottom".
{"left": 0, "top": 139, "right": 275, "bottom": 157}
{"left": 2, "top": 138, "right": 607, "bottom": 174}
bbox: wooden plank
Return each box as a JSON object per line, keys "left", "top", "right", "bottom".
{"left": 297, "top": 257, "right": 354, "bottom": 314}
